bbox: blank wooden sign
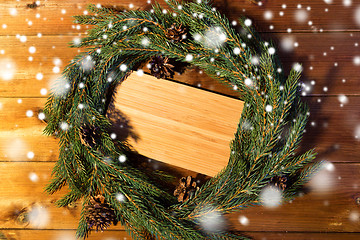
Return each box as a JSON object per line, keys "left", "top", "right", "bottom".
{"left": 112, "top": 73, "right": 244, "bottom": 177}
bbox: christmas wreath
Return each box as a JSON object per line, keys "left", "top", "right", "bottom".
{"left": 43, "top": 0, "right": 319, "bottom": 239}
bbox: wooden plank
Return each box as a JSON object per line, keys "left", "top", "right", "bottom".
{"left": 0, "top": 230, "right": 359, "bottom": 240}
{"left": 2, "top": 96, "right": 360, "bottom": 164}
{"left": 229, "top": 163, "right": 360, "bottom": 232}
{"left": 0, "top": 162, "right": 359, "bottom": 233}
{"left": 0, "top": 0, "right": 358, "bottom": 36}
{"left": 0, "top": 230, "right": 131, "bottom": 240}
{"left": 1, "top": 32, "right": 360, "bottom": 97}
{"left": 113, "top": 73, "right": 243, "bottom": 176}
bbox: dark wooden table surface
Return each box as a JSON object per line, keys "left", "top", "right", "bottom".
{"left": 0, "top": 0, "right": 359, "bottom": 239}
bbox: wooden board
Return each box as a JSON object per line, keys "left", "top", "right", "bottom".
{"left": 0, "top": 230, "right": 360, "bottom": 240}
{"left": 1, "top": 32, "right": 360, "bottom": 97}
{"left": 112, "top": 73, "right": 243, "bottom": 177}
{"left": 0, "top": 162, "right": 359, "bottom": 232}
{"left": 0, "top": 0, "right": 358, "bottom": 36}
{"left": 1, "top": 0, "right": 360, "bottom": 239}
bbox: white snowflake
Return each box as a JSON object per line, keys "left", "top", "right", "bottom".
{"left": 308, "top": 161, "right": 335, "bottom": 192}
{"left": 29, "top": 172, "right": 39, "bottom": 182}
{"left": 80, "top": 56, "right": 95, "bottom": 72}
{"left": 239, "top": 215, "right": 249, "bottom": 226}
{"left": 36, "top": 73, "right": 43, "bottom": 80}
{"left": 60, "top": 122, "right": 69, "bottom": 131}
{"left": 26, "top": 110, "right": 34, "bottom": 117}
{"left": 244, "top": 19, "right": 252, "bottom": 27}
{"left": 353, "top": 56, "right": 360, "bottom": 65}
{"left": 0, "top": 58, "right": 16, "bottom": 81}
{"left": 343, "top": 0, "right": 352, "bottom": 7}
{"left": 119, "top": 154, "right": 127, "bottom": 163}
{"left": 29, "top": 46, "right": 36, "bottom": 54}
{"left": 293, "top": 63, "right": 303, "bottom": 72}
{"left": 141, "top": 37, "right": 150, "bottom": 46}
{"left": 324, "top": 0, "right": 333, "bottom": 4}
{"left": 259, "top": 186, "right": 282, "bottom": 208}
{"left": 265, "top": 105, "right": 273, "bottom": 112}
{"left": 136, "top": 69, "right": 144, "bottom": 76}
{"left": 50, "top": 76, "right": 70, "bottom": 97}
{"left": 295, "top": 9, "right": 308, "bottom": 23}
{"left": 38, "top": 112, "right": 46, "bottom": 120}
{"left": 202, "top": 27, "right": 227, "bottom": 49}
{"left": 116, "top": 193, "right": 127, "bottom": 202}
{"left": 338, "top": 94, "right": 348, "bottom": 105}
{"left": 40, "top": 88, "right": 47, "bottom": 95}
{"left": 281, "top": 36, "right": 295, "bottom": 52}
{"left": 198, "top": 208, "right": 225, "bottom": 233}
{"left": 27, "top": 151, "right": 35, "bottom": 159}
{"left": 185, "top": 54, "right": 193, "bottom": 62}
{"left": 268, "top": 47, "right": 275, "bottom": 55}
{"left": 233, "top": 47, "right": 241, "bottom": 55}
{"left": 120, "top": 64, "right": 127, "bottom": 71}
{"left": 28, "top": 205, "right": 50, "bottom": 228}
{"left": 264, "top": 11, "right": 273, "bottom": 20}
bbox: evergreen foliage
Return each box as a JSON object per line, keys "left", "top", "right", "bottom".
{"left": 43, "top": 0, "right": 320, "bottom": 239}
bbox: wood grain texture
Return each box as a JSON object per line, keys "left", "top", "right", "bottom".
{"left": 0, "top": 0, "right": 359, "bottom": 239}
{"left": 0, "top": 162, "right": 359, "bottom": 233}
{"left": 1, "top": 32, "right": 360, "bottom": 97}
{"left": 113, "top": 73, "right": 243, "bottom": 176}
{"left": 2, "top": 96, "right": 360, "bottom": 164}
{"left": 1, "top": 230, "right": 360, "bottom": 240}
{"left": 0, "top": 0, "right": 358, "bottom": 36}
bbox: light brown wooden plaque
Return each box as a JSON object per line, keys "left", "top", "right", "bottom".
{"left": 112, "top": 73, "right": 243, "bottom": 177}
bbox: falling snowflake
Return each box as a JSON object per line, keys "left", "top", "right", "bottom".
{"left": 239, "top": 215, "right": 249, "bottom": 226}
{"left": 120, "top": 64, "right": 127, "bottom": 71}
{"left": 28, "top": 205, "right": 50, "bottom": 228}
{"left": 281, "top": 36, "right": 295, "bottom": 52}
{"left": 36, "top": 73, "right": 43, "bottom": 80}
{"left": 202, "top": 27, "right": 227, "bottom": 48}
{"left": 26, "top": 110, "right": 34, "bottom": 117}
{"left": 244, "top": 19, "right": 252, "bottom": 27}
{"left": 116, "top": 193, "right": 126, "bottom": 202}
{"left": 0, "top": 58, "right": 16, "bottom": 81}
{"left": 60, "top": 121, "right": 69, "bottom": 131}
{"left": 259, "top": 186, "right": 282, "bottom": 208}
{"left": 293, "top": 63, "right": 303, "bottom": 72}
{"left": 343, "top": 0, "right": 352, "bottom": 6}
{"left": 27, "top": 151, "right": 35, "bottom": 159}
{"left": 185, "top": 54, "right": 193, "bottom": 62}
{"left": 308, "top": 161, "right": 335, "bottom": 193}
{"left": 29, "top": 46, "right": 36, "bottom": 54}
{"left": 80, "top": 56, "right": 95, "bottom": 72}
{"left": 50, "top": 76, "right": 70, "bottom": 97}
{"left": 141, "top": 37, "right": 150, "bottom": 46}
{"left": 338, "top": 94, "right": 348, "bottom": 105}
{"left": 119, "top": 154, "right": 127, "bottom": 163}
{"left": 198, "top": 208, "right": 225, "bottom": 233}
{"left": 295, "top": 9, "right": 308, "bottom": 23}
{"left": 29, "top": 172, "right": 39, "bottom": 182}
{"left": 353, "top": 56, "right": 360, "bottom": 65}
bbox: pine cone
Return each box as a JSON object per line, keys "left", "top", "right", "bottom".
{"left": 149, "top": 56, "right": 174, "bottom": 79}
{"left": 270, "top": 176, "right": 287, "bottom": 190}
{"left": 85, "top": 195, "right": 118, "bottom": 232}
{"left": 174, "top": 176, "right": 199, "bottom": 202}
{"left": 166, "top": 23, "right": 188, "bottom": 43}
{"left": 79, "top": 125, "right": 100, "bottom": 148}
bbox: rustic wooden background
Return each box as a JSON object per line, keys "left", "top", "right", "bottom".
{"left": 1, "top": 0, "right": 360, "bottom": 239}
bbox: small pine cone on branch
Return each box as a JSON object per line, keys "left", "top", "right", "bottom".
{"left": 149, "top": 56, "right": 174, "bottom": 79}
{"left": 85, "top": 195, "right": 118, "bottom": 232}
{"left": 79, "top": 125, "right": 100, "bottom": 148}
{"left": 174, "top": 176, "right": 199, "bottom": 202}
{"left": 165, "top": 23, "right": 188, "bottom": 43}
{"left": 270, "top": 176, "right": 288, "bottom": 191}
